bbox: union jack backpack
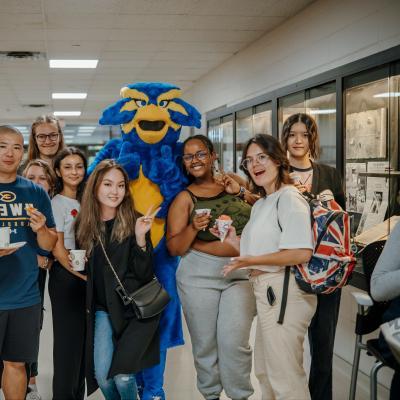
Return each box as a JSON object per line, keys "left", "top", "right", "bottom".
{"left": 277, "top": 190, "right": 356, "bottom": 324}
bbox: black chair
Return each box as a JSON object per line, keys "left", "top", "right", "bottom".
{"left": 349, "top": 240, "right": 391, "bottom": 400}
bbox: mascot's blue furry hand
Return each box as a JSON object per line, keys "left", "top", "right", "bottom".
{"left": 117, "top": 142, "right": 140, "bottom": 179}
{"left": 149, "top": 145, "right": 185, "bottom": 218}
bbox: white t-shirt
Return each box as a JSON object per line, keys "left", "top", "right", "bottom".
{"left": 51, "top": 194, "right": 80, "bottom": 250}
{"left": 240, "top": 185, "right": 313, "bottom": 272}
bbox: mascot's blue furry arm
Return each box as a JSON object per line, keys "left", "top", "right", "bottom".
{"left": 89, "top": 82, "right": 201, "bottom": 349}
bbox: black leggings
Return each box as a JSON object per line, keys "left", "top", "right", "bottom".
{"left": 48, "top": 262, "right": 86, "bottom": 400}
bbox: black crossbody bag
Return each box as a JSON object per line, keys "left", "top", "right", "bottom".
{"left": 98, "top": 237, "right": 170, "bottom": 319}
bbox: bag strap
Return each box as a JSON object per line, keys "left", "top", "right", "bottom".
{"left": 277, "top": 266, "right": 291, "bottom": 324}
{"left": 275, "top": 195, "right": 289, "bottom": 324}
{"left": 97, "top": 236, "right": 130, "bottom": 300}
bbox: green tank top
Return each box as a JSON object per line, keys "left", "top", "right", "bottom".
{"left": 187, "top": 189, "right": 252, "bottom": 242}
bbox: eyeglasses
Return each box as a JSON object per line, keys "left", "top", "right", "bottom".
{"left": 182, "top": 150, "right": 209, "bottom": 163}
{"left": 35, "top": 133, "right": 59, "bottom": 143}
{"left": 241, "top": 153, "right": 270, "bottom": 170}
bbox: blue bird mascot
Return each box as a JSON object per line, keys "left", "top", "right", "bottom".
{"left": 89, "top": 82, "right": 201, "bottom": 400}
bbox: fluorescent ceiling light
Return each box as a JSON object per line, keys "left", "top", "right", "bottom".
{"left": 78, "top": 126, "right": 96, "bottom": 131}
{"left": 64, "top": 135, "right": 75, "bottom": 139}
{"left": 309, "top": 109, "right": 336, "bottom": 115}
{"left": 52, "top": 93, "right": 87, "bottom": 99}
{"left": 77, "top": 133, "right": 92, "bottom": 137}
{"left": 49, "top": 60, "right": 98, "bottom": 69}
{"left": 64, "top": 129, "right": 75, "bottom": 133}
{"left": 374, "top": 92, "right": 400, "bottom": 98}
{"left": 53, "top": 111, "right": 81, "bottom": 116}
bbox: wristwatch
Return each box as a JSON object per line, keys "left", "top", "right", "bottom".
{"left": 235, "top": 186, "right": 246, "bottom": 200}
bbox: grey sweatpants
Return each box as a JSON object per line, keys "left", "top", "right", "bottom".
{"left": 177, "top": 249, "right": 256, "bottom": 400}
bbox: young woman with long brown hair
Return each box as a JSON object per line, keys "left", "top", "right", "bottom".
{"left": 76, "top": 160, "right": 160, "bottom": 400}
{"left": 27, "top": 115, "right": 65, "bottom": 166}
{"left": 48, "top": 147, "right": 87, "bottom": 400}
{"left": 281, "top": 113, "right": 345, "bottom": 400}
{"left": 220, "top": 134, "right": 316, "bottom": 400}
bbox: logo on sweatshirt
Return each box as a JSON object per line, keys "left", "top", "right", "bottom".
{"left": 0, "top": 191, "right": 16, "bottom": 202}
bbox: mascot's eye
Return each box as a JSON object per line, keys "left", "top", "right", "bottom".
{"left": 135, "top": 99, "right": 147, "bottom": 108}
{"left": 159, "top": 100, "right": 170, "bottom": 108}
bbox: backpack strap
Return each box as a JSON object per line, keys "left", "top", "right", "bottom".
{"left": 278, "top": 266, "right": 291, "bottom": 324}
{"left": 276, "top": 195, "right": 290, "bottom": 325}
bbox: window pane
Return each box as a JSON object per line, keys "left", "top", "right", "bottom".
{"left": 306, "top": 81, "right": 336, "bottom": 166}
{"left": 236, "top": 108, "right": 253, "bottom": 176}
{"left": 278, "top": 91, "right": 305, "bottom": 134}
{"left": 253, "top": 102, "right": 272, "bottom": 135}
{"left": 221, "top": 118, "right": 234, "bottom": 171}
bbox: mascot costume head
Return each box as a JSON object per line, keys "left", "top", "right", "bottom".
{"left": 88, "top": 82, "right": 201, "bottom": 400}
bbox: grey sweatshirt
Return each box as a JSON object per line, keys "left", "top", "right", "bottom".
{"left": 371, "top": 223, "right": 400, "bottom": 302}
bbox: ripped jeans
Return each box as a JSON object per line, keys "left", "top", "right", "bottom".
{"left": 94, "top": 311, "right": 137, "bottom": 400}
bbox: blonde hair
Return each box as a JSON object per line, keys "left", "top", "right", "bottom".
{"left": 28, "top": 115, "right": 66, "bottom": 162}
{"left": 76, "top": 160, "right": 137, "bottom": 255}
{"left": 22, "top": 159, "right": 57, "bottom": 197}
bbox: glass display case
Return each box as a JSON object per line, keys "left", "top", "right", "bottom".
{"left": 344, "top": 67, "right": 397, "bottom": 242}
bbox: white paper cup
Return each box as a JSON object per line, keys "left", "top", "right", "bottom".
{"left": 70, "top": 249, "right": 86, "bottom": 272}
{"left": 195, "top": 208, "right": 211, "bottom": 216}
{"left": 216, "top": 219, "right": 232, "bottom": 242}
{"left": 0, "top": 227, "right": 10, "bottom": 247}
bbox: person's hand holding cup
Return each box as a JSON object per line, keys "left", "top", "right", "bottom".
{"left": 69, "top": 249, "right": 86, "bottom": 272}
{"left": 193, "top": 209, "right": 211, "bottom": 231}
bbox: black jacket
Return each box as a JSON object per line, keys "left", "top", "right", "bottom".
{"left": 85, "top": 233, "right": 160, "bottom": 395}
{"left": 310, "top": 161, "right": 346, "bottom": 210}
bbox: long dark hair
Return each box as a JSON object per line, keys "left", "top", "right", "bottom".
{"left": 240, "top": 134, "right": 292, "bottom": 196}
{"left": 53, "top": 147, "right": 87, "bottom": 200}
{"left": 182, "top": 134, "right": 215, "bottom": 183}
{"left": 281, "top": 113, "right": 320, "bottom": 159}
{"left": 76, "top": 160, "right": 136, "bottom": 256}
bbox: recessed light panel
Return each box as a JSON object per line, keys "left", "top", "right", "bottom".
{"left": 49, "top": 60, "right": 98, "bottom": 68}
{"left": 52, "top": 93, "right": 87, "bottom": 99}
{"left": 53, "top": 111, "right": 81, "bottom": 116}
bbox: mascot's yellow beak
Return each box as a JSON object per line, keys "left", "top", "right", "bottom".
{"left": 121, "top": 104, "right": 179, "bottom": 144}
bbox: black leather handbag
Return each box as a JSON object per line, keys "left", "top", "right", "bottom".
{"left": 98, "top": 237, "right": 170, "bottom": 319}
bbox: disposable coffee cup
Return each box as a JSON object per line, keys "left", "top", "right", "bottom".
{"left": 195, "top": 208, "right": 211, "bottom": 216}
{"left": 70, "top": 249, "right": 86, "bottom": 272}
{"left": 0, "top": 227, "right": 10, "bottom": 248}
{"left": 216, "top": 219, "right": 232, "bottom": 242}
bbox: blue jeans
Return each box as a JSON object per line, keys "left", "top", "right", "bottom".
{"left": 135, "top": 349, "right": 166, "bottom": 400}
{"left": 94, "top": 311, "right": 137, "bottom": 400}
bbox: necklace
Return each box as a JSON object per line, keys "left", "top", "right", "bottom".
{"left": 300, "top": 173, "right": 312, "bottom": 186}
